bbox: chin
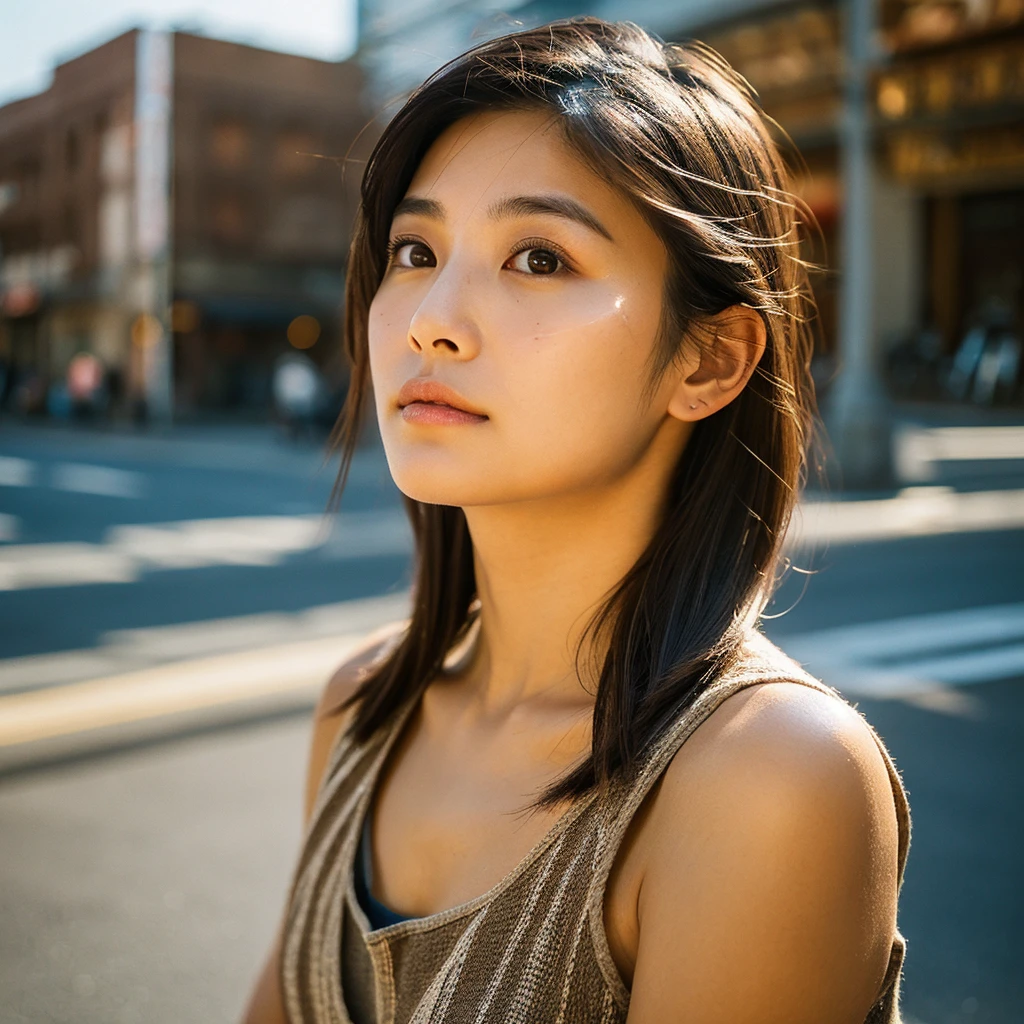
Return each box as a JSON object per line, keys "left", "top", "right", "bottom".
{"left": 385, "top": 453, "right": 499, "bottom": 507}
{"left": 380, "top": 428, "right": 622, "bottom": 509}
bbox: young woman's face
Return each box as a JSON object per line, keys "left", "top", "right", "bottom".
{"left": 369, "top": 108, "right": 688, "bottom": 508}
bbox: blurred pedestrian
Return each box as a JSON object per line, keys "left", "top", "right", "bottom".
{"left": 272, "top": 351, "right": 326, "bottom": 439}
{"left": 244, "top": 19, "right": 910, "bottom": 1024}
{"left": 66, "top": 351, "right": 104, "bottom": 420}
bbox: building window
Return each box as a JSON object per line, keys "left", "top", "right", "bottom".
{"left": 210, "top": 120, "right": 251, "bottom": 172}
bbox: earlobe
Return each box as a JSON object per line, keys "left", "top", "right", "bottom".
{"left": 667, "top": 307, "right": 766, "bottom": 422}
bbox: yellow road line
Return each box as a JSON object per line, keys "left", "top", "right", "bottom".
{"left": 0, "top": 634, "right": 366, "bottom": 747}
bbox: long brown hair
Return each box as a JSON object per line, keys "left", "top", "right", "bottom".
{"left": 331, "top": 17, "right": 818, "bottom": 805}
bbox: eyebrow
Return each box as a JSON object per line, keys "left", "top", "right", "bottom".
{"left": 391, "top": 192, "right": 615, "bottom": 242}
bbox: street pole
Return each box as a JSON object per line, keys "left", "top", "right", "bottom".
{"left": 827, "top": 0, "right": 894, "bottom": 489}
{"left": 133, "top": 28, "right": 174, "bottom": 424}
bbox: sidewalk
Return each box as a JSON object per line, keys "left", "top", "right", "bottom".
{"left": 0, "top": 592, "right": 409, "bottom": 777}
{"left": 0, "top": 711, "right": 309, "bottom": 1024}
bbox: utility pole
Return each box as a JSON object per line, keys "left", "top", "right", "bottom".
{"left": 827, "top": 0, "right": 894, "bottom": 488}
{"left": 133, "top": 28, "right": 174, "bottom": 423}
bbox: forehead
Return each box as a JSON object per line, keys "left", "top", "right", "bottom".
{"left": 403, "top": 109, "right": 634, "bottom": 226}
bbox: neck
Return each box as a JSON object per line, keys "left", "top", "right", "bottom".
{"left": 458, "top": 417, "right": 688, "bottom": 714}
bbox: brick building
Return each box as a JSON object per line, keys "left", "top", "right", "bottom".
{"left": 0, "top": 29, "right": 365, "bottom": 417}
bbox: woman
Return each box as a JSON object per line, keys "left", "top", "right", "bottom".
{"left": 244, "top": 18, "right": 910, "bottom": 1024}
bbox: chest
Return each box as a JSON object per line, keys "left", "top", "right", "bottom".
{"left": 365, "top": 700, "right": 645, "bottom": 985}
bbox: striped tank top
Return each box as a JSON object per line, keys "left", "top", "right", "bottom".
{"left": 280, "top": 629, "right": 911, "bottom": 1024}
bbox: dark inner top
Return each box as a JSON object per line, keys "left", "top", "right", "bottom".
{"left": 354, "top": 808, "right": 415, "bottom": 931}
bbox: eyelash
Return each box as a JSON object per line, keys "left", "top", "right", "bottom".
{"left": 384, "top": 235, "right": 420, "bottom": 266}
{"left": 513, "top": 236, "right": 576, "bottom": 274}
{"left": 384, "top": 234, "right": 577, "bottom": 275}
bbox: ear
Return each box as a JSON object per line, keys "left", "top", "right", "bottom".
{"left": 666, "top": 306, "right": 767, "bottom": 422}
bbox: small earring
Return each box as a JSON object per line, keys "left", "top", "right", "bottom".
{"left": 689, "top": 403, "right": 698, "bottom": 410}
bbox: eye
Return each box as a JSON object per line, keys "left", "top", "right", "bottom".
{"left": 387, "top": 238, "right": 436, "bottom": 269}
{"left": 505, "top": 246, "right": 566, "bottom": 276}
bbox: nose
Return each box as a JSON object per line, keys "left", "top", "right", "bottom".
{"left": 407, "top": 263, "right": 482, "bottom": 360}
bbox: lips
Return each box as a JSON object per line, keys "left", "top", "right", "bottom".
{"left": 396, "top": 378, "right": 488, "bottom": 419}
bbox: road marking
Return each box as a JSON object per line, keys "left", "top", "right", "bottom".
{"left": 0, "top": 509, "right": 412, "bottom": 589}
{"left": 320, "top": 511, "right": 415, "bottom": 560}
{"left": 0, "top": 592, "right": 411, "bottom": 694}
{"left": 0, "top": 513, "right": 18, "bottom": 541}
{"left": 108, "top": 516, "right": 327, "bottom": 568}
{"left": 0, "top": 488, "right": 1017, "bottom": 592}
{"left": 51, "top": 462, "right": 145, "bottom": 498}
{"left": 782, "top": 603, "right": 1024, "bottom": 662}
{"left": 786, "top": 487, "right": 1024, "bottom": 549}
{"left": 0, "top": 456, "right": 35, "bottom": 487}
{"left": 780, "top": 603, "right": 1024, "bottom": 715}
{"left": 0, "top": 543, "right": 138, "bottom": 589}
{"left": 897, "top": 425, "right": 1024, "bottom": 482}
{"left": 890, "top": 642, "right": 1024, "bottom": 687}
{"left": 0, "top": 591, "right": 410, "bottom": 747}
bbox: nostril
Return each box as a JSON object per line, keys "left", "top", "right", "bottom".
{"left": 432, "top": 338, "right": 459, "bottom": 353}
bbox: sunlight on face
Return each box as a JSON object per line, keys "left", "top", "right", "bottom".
{"left": 368, "top": 108, "right": 682, "bottom": 508}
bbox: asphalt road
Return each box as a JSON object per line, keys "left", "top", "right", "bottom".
{"left": 0, "top": 422, "right": 411, "bottom": 662}
{"left": 0, "top": 415, "right": 1022, "bottom": 1024}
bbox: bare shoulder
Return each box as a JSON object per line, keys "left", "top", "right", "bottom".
{"left": 303, "top": 618, "right": 408, "bottom": 822}
{"left": 316, "top": 618, "right": 409, "bottom": 720}
{"left": 662, "top": 680, "right": 896, "bottom": 808}
{"left": 627, "top": 681, "right": 901, "bottom": 1023}
{"left": 649, "top": 680, "right": 901, "bottom": 881}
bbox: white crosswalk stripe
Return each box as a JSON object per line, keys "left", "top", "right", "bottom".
{"left": 896, "top": 424, "right": 1024, "bottom": 481}
{"left": 1, "top": 476, "right": 1021, "bottom": 590}
{"left": 0, "top": 457, "right": 145, "bottom": 496}
{"left": 0, "top": 513, "right": 18, "bottom": 542}
{"left": 786, "top": 486, "right": 1024, "bottom": 549}
{"left": 0, "top": 456, "right": 35, "bottom": 487}
{"left": 50, "top": 462, "right": 145, "bottom": 498}
{"left": 0, "top": 510, "right": 412, "bottom": 590}
{"left": 781, "top": 603, "right": 1024, "bottom": 713}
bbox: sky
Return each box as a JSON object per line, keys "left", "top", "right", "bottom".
{"left": 0, "top": 0, "right": 358, "bottom": 107}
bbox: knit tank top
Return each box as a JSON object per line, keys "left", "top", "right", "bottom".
{"left": 280, "top": 630, "right": 911, "bottom": 1024}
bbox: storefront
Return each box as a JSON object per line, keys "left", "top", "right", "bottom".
{"left": 879, "top": 31, "right": 1024, "bottom": 351}
{"left": 698, "top": 0, "right": 1023, "bottom": 393}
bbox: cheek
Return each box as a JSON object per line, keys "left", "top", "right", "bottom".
{"left": 368, "top": 292, "right": 396, "bottom": 361}
{"left": 504, "top": 285, "right": 656, "bottom": 415}
{"left": 491, "top": 285, "right": 662, "bottom": 473}
{"left": 367, "top": 292, "right": 409, "bottom": 405}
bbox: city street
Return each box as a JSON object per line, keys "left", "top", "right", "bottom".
{"left": 1, "top": 413, "right": 1022, "bottom": 1024}
{"left": 0, "top": 422, "right": 411, "bottom": 662}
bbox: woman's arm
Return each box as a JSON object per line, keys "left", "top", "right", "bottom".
{"left": 239, "top": 622, "right": 407, "bottom": 1023}
{"left": 625, "top": 682, "right": 901, "bottom": 1024}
